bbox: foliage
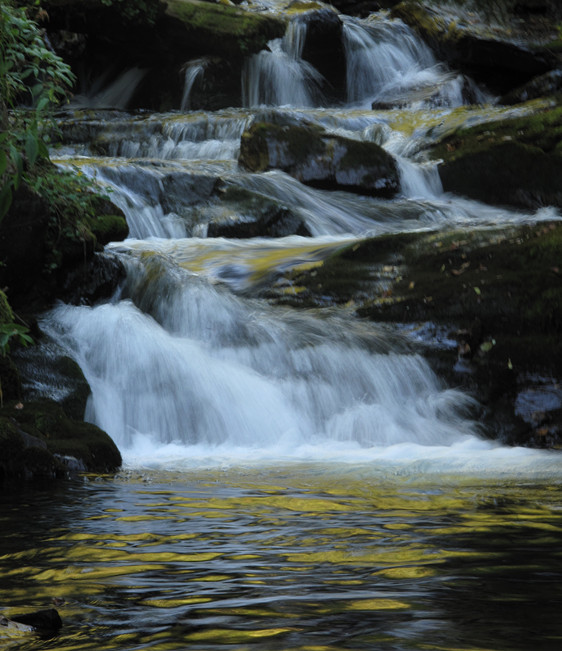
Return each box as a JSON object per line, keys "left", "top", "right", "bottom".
{"left": 0, "top": 323, "right": 33, "bottom": 356}
{"left": 0, "top": 0, "right": 74, "bottom": 220}
{"left": 0, "top": 290, "right": 32, "bottom": 356}
{"left": 99, "top": 0, "right": 162, "bottom": 25}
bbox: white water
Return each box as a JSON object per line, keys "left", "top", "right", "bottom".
{"left": 242, "top": 20, "right": 325, "bottom": 107}
{"left": 46, "top": 10, "right": 562, "bottom": 479}
{"left": 180, "top": 58, "right": 208, "bottom": 111}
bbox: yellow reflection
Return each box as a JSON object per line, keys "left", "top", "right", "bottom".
{"left": 184, "top": 627, "right": 294, "bottom": 642}
{"left": 346, "top": 598, "right": 410, "bottom": 610}
{"left": 377, "top": 566, "right": 436, "bottom": 579}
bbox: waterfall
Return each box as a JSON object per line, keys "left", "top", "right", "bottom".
{"left": 70, "top": 67, "right": 148, "bottom": 110}
{"left": 42, "top": 8, "right": 555, "bottom": 472}
{"left": 342, "top": 16, "right": 471, "bottom": 108}
{"left": 44, "top": 258, "right": 478, "bottom": 456}
{"left": 180, "top": 58, "right": 208, "bottom": 111}
{"left": 242, "top": 19, "right": 325, "bottom": 107}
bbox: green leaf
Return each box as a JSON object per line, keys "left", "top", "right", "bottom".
{"left": 25, "top": 132, "right": 39, "bottom": 167}
{"left": 0, "top": 150, "right": 7, "bottom": 177}
{"left": 0, "top": 184, "right": 13, "bottom": 221}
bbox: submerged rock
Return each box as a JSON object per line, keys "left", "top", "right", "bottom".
{"left": 208, "top": 184, "right": 311, "bottom": 238}
{"left": 239, "top": 121, "right": 400, "bottom": 197}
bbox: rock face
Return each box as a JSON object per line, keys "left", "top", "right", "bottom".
{"left": 428, "top": 104, "right": 562, "bottom": 210}
{"left": 300, "top": 8, "right": 346, "bottom": 102}
{"left": 239, "top": 121, "right": 400, "bottom": 197}
{"left": 0, "top": 176, "right": 127, "bottom": 312}
{"left": 269, "top": 222, "right": 562, "bottom": 447}
{"left": 391, "top": 1, "right": 559, "bottom": 93}
{"left": 41, "top": 0, "right": 286, "bottom": 111}
{"left": 164, "top": 0, "right": 286, "bottom": 61}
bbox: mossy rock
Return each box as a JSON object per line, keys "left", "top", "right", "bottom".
{"left": 1, "top": 400, "right": 122, "bottom": 474}
{"left": 89, "top": 213, "right": 129, "bottom": 244}
{"left": 239, "top": 121, "right": 400, "bottom": 197}
{"left": 428, "top": 104, "right": 562, "bottom": 209}
{"left": 270, "top": 221, "right": 562, "bottom": 446}
{"left": 165, "top": 0, "right": 286, "bottom": 60}
{"left": 391, "top": 1, "right": 557, "bottom": 92}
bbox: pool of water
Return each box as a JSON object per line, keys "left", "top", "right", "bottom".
{"left": 2, "top": 465, "right": 562, "bottom": 650}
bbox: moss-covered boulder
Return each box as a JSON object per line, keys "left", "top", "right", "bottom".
{"left": 165, "top": 0, "right": 286, "bottom": 60}
{"left": 269, "top": 222, "right": 562, "bottom": 447}
{"left": 239, "top": 121, "right": 400, "bottom": 197}
{"left": 0, "top": 400, "right": 122, "bottom": 482}
{"left": 427, "top": 104, "right": 562, "bottom": 210}
{"left": 391, "top": 1, "right": 558, "bottom": 93}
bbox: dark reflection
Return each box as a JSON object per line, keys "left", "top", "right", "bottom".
{"left": 1, "top": 474, "right": 562, "bottom": 651}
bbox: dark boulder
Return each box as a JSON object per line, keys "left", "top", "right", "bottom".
{"left": 239, "top": 121, "right": 400, "bottom": 197}
{"left": 300, "top": 8, "right": 346, "bottom": 102}
{"left": 391, "top": 1, "right": 558, "bottom": 93}
{"left": 501, "top": 69, "right": 562, "bottom": 105}
{"left": 427, "top": 104, "right": 562, "bottom": 210}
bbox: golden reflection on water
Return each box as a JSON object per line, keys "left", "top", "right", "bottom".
{"left": 1, "top": 467, "right": 561, "bottom": 650}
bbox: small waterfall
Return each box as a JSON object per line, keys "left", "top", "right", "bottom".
{"left": 44, "top": 257, "right": 478, "bottom": 454}
{"left": 70, "top": 67, "right": 148, "bottom": 110}
{"left": 343, "top": 16, "right": 469, "bottom": 108}
{"left": 180, "top": 58, "right": 208, "bottom": 111}
{"left": 242, "top": 19, "right": 325, "bottom": 107}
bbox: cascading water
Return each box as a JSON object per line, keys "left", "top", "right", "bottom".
{"left": 180, "top": 58, "right": 208, "bottom": 111}
{"left": 242, "top": 19, "right": 326, "bottom": 107}
{"left": 45, "top": 9, "right": 559, "bottom": 475}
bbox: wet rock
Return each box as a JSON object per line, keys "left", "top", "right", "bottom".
{"left": 239, "top": 121, "right": 400, "bottom": 197}
{"left": 300, "top": 8, "right": 346, "bottom": 102}
{"left": 208, "top": 183, "right": 311, "bottom": 238}
{"left": 501, "top": 69, "right": 562, "bottom": 104}
{"left": 61, "top": 252, "right": 126, "bottom": 306}
{"left": 208, "top": 207, "right": 310, "bottom": 239}
{"left": 391, "top": 1, "right": 558, "bottom": 93}
{"left": 427, "top": 104, "right": 562, "bottom": 210}
{"left": 0, "top": 400, "right": 122, "bottom": 480}
{"left": 270, "top": 222, "right": 562, "bottom": 446}
{"left": 164, "top": 0, "right": 286, "bottom": 61}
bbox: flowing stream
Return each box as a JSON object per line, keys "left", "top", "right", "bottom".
{"left": 2, "top": 9, "right": 561, "bottom": 651}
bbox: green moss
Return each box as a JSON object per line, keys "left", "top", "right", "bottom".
{"left": 432, "top": 106, "right": 562, "bottom": 159}
{"left": 429, "top": 106, "right": 562, "bottom": 208}
{"left": 2, "top": 400, "right": 122, "bottom": 473}
{"left": 165, "top": 0, "right": 285, "bottom": 57}
{"left": 90, "top": 214, "right": 129, "bottom": 244}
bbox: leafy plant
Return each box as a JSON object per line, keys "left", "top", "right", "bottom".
{"left": 0, "top": 0, "right": 75, "bottom": 220}
{"left": 0, "top": 322, "right": 33, "bottom": 357}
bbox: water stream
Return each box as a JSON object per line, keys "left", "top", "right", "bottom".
{"left": 3, "top": 9, "right": 561, "bottom": 650}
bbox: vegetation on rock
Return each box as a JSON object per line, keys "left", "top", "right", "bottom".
{"left": 427, "top": 103, "right": 562, "bottom": 209}
{"left": 270, "top": 222, "right": 562, "bottom": 446}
